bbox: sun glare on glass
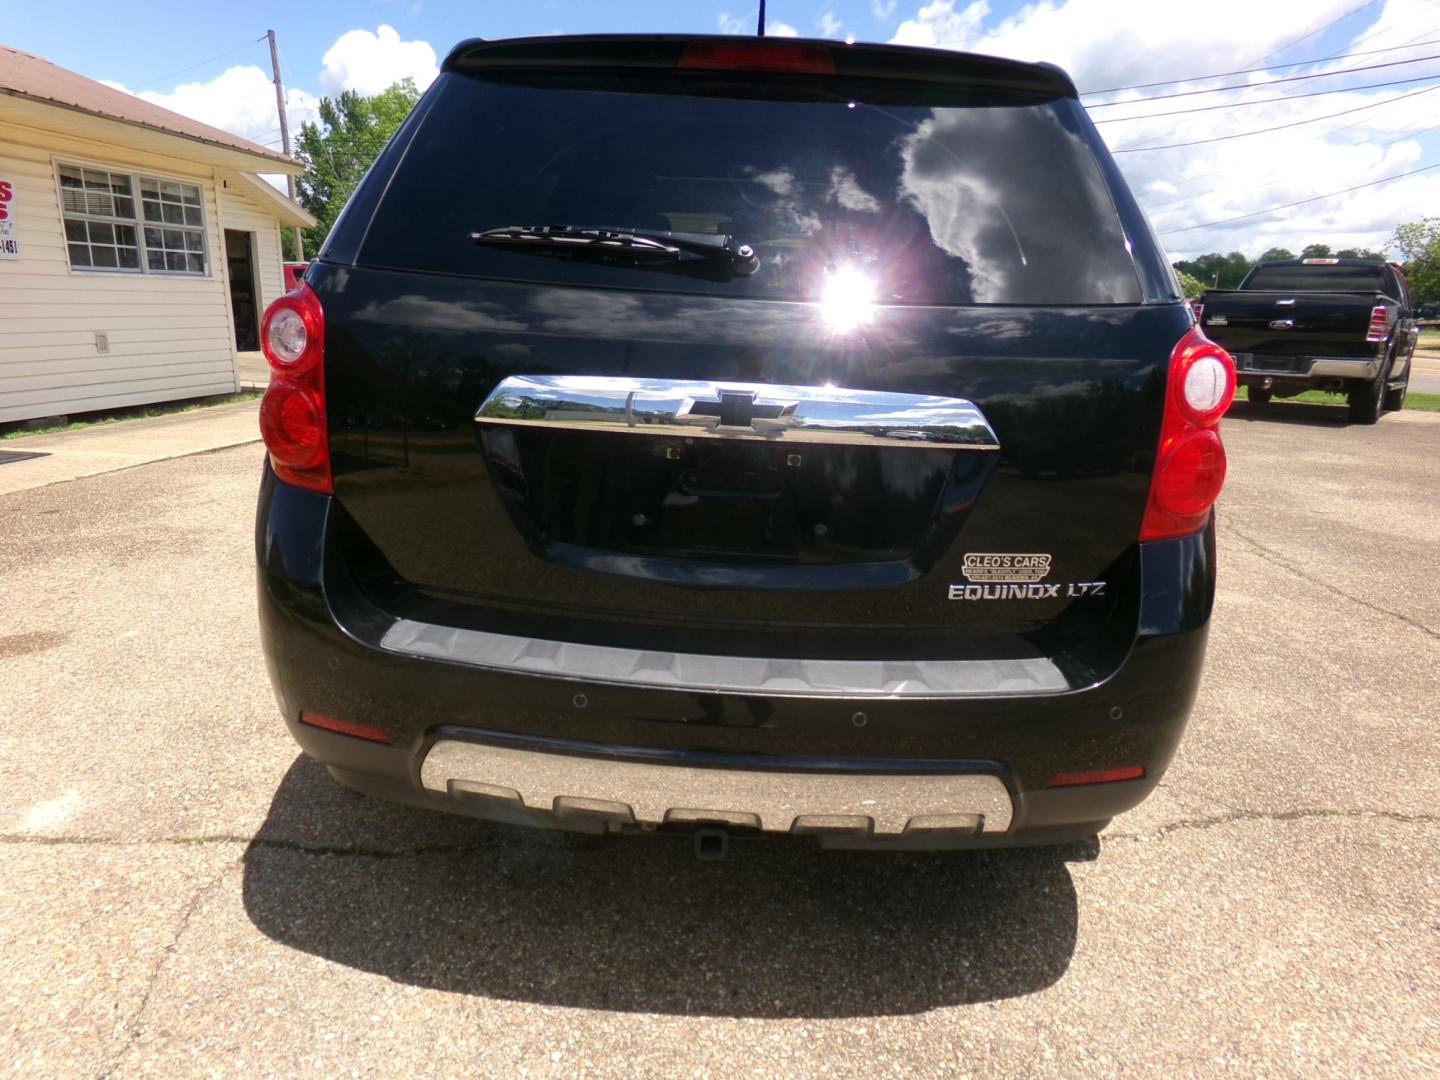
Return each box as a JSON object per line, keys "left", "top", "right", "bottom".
{"left": 818, "top": 265, "right": 876, "bottom": 333}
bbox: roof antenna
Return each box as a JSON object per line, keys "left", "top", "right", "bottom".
{"left": 757, "top": 0, "right": 766, "bottom": 37}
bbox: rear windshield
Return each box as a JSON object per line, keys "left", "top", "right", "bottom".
{"left": 356, "top": 72, "right": 1143, "bottom": 306}
{"left": 1244, "top": 264, "right": 1387, "bottom": 292}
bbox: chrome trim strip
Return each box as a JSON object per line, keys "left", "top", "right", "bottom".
{"left": 1309, "top": 357, "right": 1382, "bottom": 379}
{"left": 420, "top": 739, "right": 1014, "bottom": 834}
{"left": 475, "top": 375, "right": 999, "bottom": 450}
{"left": 378, "top": 618, "right": 1068, "bottom": 698}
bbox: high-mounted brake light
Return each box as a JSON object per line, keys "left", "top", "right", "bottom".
{"left": 1301, "top": 258, "right": 1339, "bottom": 265}
{"left": 1366, "top": 304, "right": 1389, "bottom": 343}
{"left": 678, "top": 41, "right": 837, "bottom": 74}
{"left": 1139, "top": 327, "right": 1235, "bottom": 542}
{"left": 259, "top": 282, "right": 331, "bottom": 494}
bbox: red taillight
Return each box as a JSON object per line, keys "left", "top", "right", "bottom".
{"left": 299, "top": 711, "right": 391, "bottom": 744}
{"left": 260, "top": 283, "right": 330, "bottom": 494}
{"left": 1139, "top": 327, "right": 1235, "bottom": 542}
{"left": 1047, "top": 765, "right": 1145, "bottom": 788}
{"left": 1366, "top": 305, "right": 1388, "bottom": 343}
{"left": 678, "top": 41, "right": 837, "bottom": 74}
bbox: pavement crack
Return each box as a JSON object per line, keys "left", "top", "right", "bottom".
{"left": 1109, "top": 806, "right": 1440, "bottom": 843}
{"left": 1223, "top": 522, "right": 1440, "bottom": 642}
{"left": 99, "top": 864, "right": 234, "bottom": 1079}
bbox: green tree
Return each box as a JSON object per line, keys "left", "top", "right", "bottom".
{"left": 1300, "top": 243, "right": 1333, "bottom": 259}
{"left": 1390, "top": 217, "right": 1440, "bottom": 303}
{"left": 291, "top": 79, "right": 422, "bottom": 257}
{"left": 1256, "top": 247, "right": 1295, "bottom": 262}
{"left": 1174, "top": 269, "right": 1207, "bottom": 297}
{"left": 1174, "top": 251, "right": 1252, "bottom": 290}
{"left": 1335, "top": 247, "right": 1384, "bottom": 260}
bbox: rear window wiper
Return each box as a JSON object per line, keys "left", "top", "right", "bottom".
{"left": 471, "top": 225, "right": 759, "bottom": 276}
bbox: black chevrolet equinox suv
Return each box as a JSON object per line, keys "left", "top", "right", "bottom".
{"left": 255, "top": 35, "right": 1235, "bottom": 851}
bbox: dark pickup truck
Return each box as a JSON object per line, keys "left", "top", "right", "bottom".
{"left": 1200, "top": 258, "right": 1418, "bottom": 423}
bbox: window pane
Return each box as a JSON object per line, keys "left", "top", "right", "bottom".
{"left": 68, "top": 243, "right": 92, "bottom": 267}
{"left": 184, "top": 231, "right": 204, "bottom": 252}
{"left": 141, "top": 199, "right": 161, "bottom": 222}
{"left": 90, "top": 222, "right": 115, "bottom": 245}
{"left": 182, "top": 189, "right": 201, "bottom": 207}
{"left": 144, "top": 226, "right": 162, "bottom": 247}
{"left": 140, "top": 179, "right": 160, "bottom": 198}
{"left": 113, "top": 196, "right": 135, "bottom": 220}
{"left": 183, "top": 205, "right": 203, "bottom": 227}
{"left": 115, "top": 224, "right": 136, "bottom": 247}
{"left": 186, "top": 253, "right": 205, "bottom": 273}
{"left": 147, "top": 249, "right": 166, "bottom": 271}
{"left": 166, "top": 251, "right": 186, "bottom": 272}
{"left": 163, "top": 203, "right": 184, "bottom": 225}
{"left": 118, "top": 246, "right": 140, "bottom": 269}
{"left": 93, "top": 245, "right": 118, "bottom": 268}
{"left": 64, "top": 219, "right": 87, "bottom": 242}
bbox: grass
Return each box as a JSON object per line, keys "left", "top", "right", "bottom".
{"left": 1, "top": 391, "right": 261, "bottom": 440}
{"left": 1242, "top": 385, "right": 1440, "bottom": 412}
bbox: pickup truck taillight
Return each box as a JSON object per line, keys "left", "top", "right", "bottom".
{"left": 1140, "top": 328, "right": 1235, "bottom": 542}
{"left": 258, "top": 282, "right": 331, "bottom": 494}
{"left": 1366, "top": 305, "right": 1388, "bottom": 343}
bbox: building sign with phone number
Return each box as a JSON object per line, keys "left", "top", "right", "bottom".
{"left": 0, "top": 180, "right": 17, "bottom": 258}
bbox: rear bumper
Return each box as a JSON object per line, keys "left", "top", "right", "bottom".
{"left": 257, "top": 468, "right": 1213, "bottom": 848}
{"left": 1234, "top": 353, "right": 1381, "bottom": 380}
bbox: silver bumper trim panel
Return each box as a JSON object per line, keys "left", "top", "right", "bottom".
{"left": 1308, "top": 357, "right": 1382, "bottom": 379}
{"left": 379, "top": 618, "right": 1068, "bottom": 698}
{"left": 420, "top": 738, "right": 1015, "bottom": 835}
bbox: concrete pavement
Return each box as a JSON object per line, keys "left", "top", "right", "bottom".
{"left": 0, "top": 401, "right": 1437, "bottom": 1076}
{"left": 0, "top": 398, "right": 260, "bottom": 496}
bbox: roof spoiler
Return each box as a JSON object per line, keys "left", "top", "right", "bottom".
{"left": 442, "top": 34, "right": 1078, "bottom": 99}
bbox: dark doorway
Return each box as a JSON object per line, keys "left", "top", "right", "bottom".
{"left": 225, "top": 230, "right": 260, "bottom": 352}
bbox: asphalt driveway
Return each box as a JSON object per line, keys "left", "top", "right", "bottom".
{"left": 1, "top": 400, "right": 1437, "bottom": 1077}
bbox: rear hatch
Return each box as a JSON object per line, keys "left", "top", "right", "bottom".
{"left": 313, "top": 36, "right": 1186, "bottom": 683}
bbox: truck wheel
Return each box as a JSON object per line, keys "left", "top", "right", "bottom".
{"left": 1384, "top": 363, "right": 1409, "bottom": 412}
{"left": 1248, "top": 386, "right": 1272, "bottom": 405}
{"left": 1347, "top": 356, "right": 1390, "bottom": 425}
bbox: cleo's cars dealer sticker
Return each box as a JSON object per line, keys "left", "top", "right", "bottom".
{"left": 950, "top": 552, "right": 1106, "bottom": 601}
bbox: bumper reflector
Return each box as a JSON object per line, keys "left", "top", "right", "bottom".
{"left": 1047, "top": 765, "right": 1144, "bottom": 788}
{"left": 299, "top": 711, "right": 391, "bottom": 744}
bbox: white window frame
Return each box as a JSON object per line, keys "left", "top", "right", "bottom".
{"left": 55, "top": 159, "right": 211, "bottom": 278}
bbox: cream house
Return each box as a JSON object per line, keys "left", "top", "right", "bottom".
{"left": 0, "top": 43, "right": 315, "bottom": 424}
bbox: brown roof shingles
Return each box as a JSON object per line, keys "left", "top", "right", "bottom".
{"left": 0, "top": 43, "right": 298, "bottom": 169}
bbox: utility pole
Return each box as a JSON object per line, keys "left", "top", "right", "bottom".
{"left": 757, "top": 0, "right": 767, "bottom": 36}
{"left": 267, "top": 29, "right": 305, "bottom": 261}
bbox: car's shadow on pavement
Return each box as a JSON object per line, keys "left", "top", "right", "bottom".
{"left": 1225, "top": 400, "right": 1352, "bottom": 426}
{"left": 241, "top": 756, "right": 1094, "bottom": 1018}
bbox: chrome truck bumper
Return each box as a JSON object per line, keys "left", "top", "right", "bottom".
{"left": 420, "top": 735, "right": 1015, "bottom": 837}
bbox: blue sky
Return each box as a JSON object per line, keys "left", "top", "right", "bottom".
{"left": 8, "top": 0, "right": 1439, "bottom": 259}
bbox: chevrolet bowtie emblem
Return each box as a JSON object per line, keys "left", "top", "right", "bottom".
{"left": 676, "top": 390, "right": 799, "bottom": 434}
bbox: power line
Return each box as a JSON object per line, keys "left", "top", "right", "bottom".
{"left": 1086, "top": 48, "right": 1440, "bottom": 109}
{"left": 1146, "top": 120, "right": 1440, "bottom": 213}
{"left": 1157, "top": 159, "right": 1440, "bottom": 235}
{"left": 1094, "top": 68, "right": 1440, "bottom": 124}
{"left": 1082, "top": 35, "right": 1440, "bottom": 98}
{"left": 1112, "top": 81, "right": 1440, "bottom": 152}
{"left": 130, "top": 36, "right": 267, "bottom": 91}
{"left": 1134, "top": 86, "right": 1440, "bottom": 200}
{"left": 1242, "top": 0, "right": 1384, "bottom": 69}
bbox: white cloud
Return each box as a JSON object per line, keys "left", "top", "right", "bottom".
{"left": 887, "top": 0, "right": 1440, "bottom": 257}
{"left": 872, "top": 0, "right": 898, "bottom": 20}
{"left": 770, "top": 22, "right": 801, "bottom": 37}
{"left": 718, "top": 12, "right": 748, "bottom": 34}
{"left": 818, "top": 11, "right": 845, "bottom": 38}
{"left": 319, "top": 25, "right": 438, "bottom": 96}
{"left": 892, "top": 0, "right": 989, "bottom": 49}
{"left": 106, "top": 66, "right": 320, "bottom": 155}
